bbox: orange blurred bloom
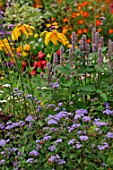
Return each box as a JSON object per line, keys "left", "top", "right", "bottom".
{"left": 83, "top": 28, "right": 88, "bottom": 33}
{"left": 97, "top": 28, "right": 102, "bottom": 32}
{"left": 108, "top": 29, "right": 113, "bottom": 34}
{"left": 86, "top": 39, "right": 91, "bottom": 43}
{"left": 72, "top": 12, "right": 77, "bottom": 18}
{"left": 83, "top": 12, "right": 89, "bottom": 18}
{"left": 63, "top": 18, "right": 68, "bottom": 23}
{"left": 51, "top": 18, "right": 56, "bottom": 22}
{"left": 77, "top": 29, "right": 83, "bottom": 34}
{"left": 81, "top": 1, "right": 89, "bottom": 6}
{"left": 96, "top": 20, "right": 101, "bottom": 26}
{"left": 78, "top": 20, "right": 84, "bottom": 25}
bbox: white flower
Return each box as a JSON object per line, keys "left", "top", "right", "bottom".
{"left": 0, "top": 100, "right": 7, "bottom": 103}
{"left": 2, "top": 84, "right": 11, "bottom": 88}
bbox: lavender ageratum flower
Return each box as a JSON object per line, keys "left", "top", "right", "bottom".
{"left": 75, "top": 143, "right": 82, "bottom": 149}
{"left": 0, "top": 159, "right": 5, "bottom": 165}
{"left": 69, "top": 101, "right": 74, "bottom": 105}
{"left": 29, "top": 122, "right": 34, "bottom": 128}
{"left": 36, "top": 106, "right": 42, "bottom": 113}
{"left": 0, "top": 123, "right": 4, "bottom": 130}
{"left": 106, "top": 132, "right": 113, "bottom": 138}
{"left": 0, "top": 139, "right": 6, "bottom": 147}
{"left": 79, "top": 136, "right": 89, "bottom": 141}
{"left": 69, "top": 124, "right": 81, "bottom": 132}
{"left": 25, "top": 94, "right": 32, "bottom": 98}
{"left": 103, "top": 102, "right": 110, "bottom": 109}
{"left": 101, "top": 163, "right": 106, "bottom": 167}
{"left": 19, "top": 121, "right": 25, "bottom": 126}
{"left": 97, "top": 142, "right": 109, "bottom": 150}
{"left": 48, "top": 119, "right": 58, "bottom": 125}
{"left": 43, "top": 135, "right": 52, "bottom": 141}
{"left": 58, "top": 102, "right": 63, "bottom": 107}
{"left": 76, "top": 109, "right": 88, "bottom": 115}
{"left": 54, "top": 107, "right": 60, "bottom": 111}
{"left": 54, "top": 139, "right": 62, "bottom": 144}
{"left": 55, "top": 110, "right": 67, "bottom": 120}
{"left": 46, "top": 104, "right": 56, "bottom": 109}
{"left": 50, "top": 82, "right": 60, "bottom": 89}
{"left": 48, "top": 145, "right": 56, "bottom": 151}
{"left": 74, "top": 113, "right": 82, "bottom": 120}
{"left": 13, "top": 161, "right": 18, "bottom": 167}
{"left": 94, "top": 121, "right": 107, "bottom": 127}
{"left": 25, "top": 115, "right": 33, "bottom": 122}
{"left": 68, "top": 139, "right": 75, "bottom": 145}
{"left": 58, "top": 159, "right": 66, "bottom": 165}
{"left": 48, "top": 155, "right": 56, "bottom": 162}
{"left": 36, "top": 144, "right": 42, "bottom": 150}
{"left": 29, "top": 150, "right": 39, "bottom": 156}
{"left": 82, "top": 116, "right": 91, "bottom": 122}
{"left": 26, "top": 158, "right": 34, "bottom": 163}
{"left": 103, "top": 109, "right": 113, "bottom": 115}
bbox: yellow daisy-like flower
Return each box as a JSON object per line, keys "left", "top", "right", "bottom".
{"left": 23, "top": 44, "right": 30, "bottom": 51}
{"left": 11, "top": 24, "right": 35, "bottom": 41}
{"left": 41, "top": 30, "right": 69, "bottom": 46}
{"left": 0, "top": 38, "right": 14, "bottom": 56}
{"left": 16, "top": 46, "right": 22, "bottom": 53}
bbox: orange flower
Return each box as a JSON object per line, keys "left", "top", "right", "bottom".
{"left": 96, "top": 20, "right": 101, "bottom": 26}
{"left": 77, "top": 29, "right": 83, "bottom": 34}
{"left": 72, "top": 12, "right": 76, "bottom": 18}
{"left": 62, "top": 27, "right": 68, "bottom": 34}
{"left": 86, "top": 39, "right": 91, "bottom": 43}
{"left": 51, "top": 18, "right": 56, "bottom": 22}
{"left": 81, "top": 1, "right": 89, "bottom": 6}
{"left": 63, "top": 18, "right": 68, "bottom": 23}
{"left": 108, "top": 29, "right": 113, "bottom": 34}
{"left": 77, "top": 5, "right": 82, "bottom": 10}
{"left": 78, "top": 20, "right": 84, "bottom": 25}
{"left": 97, "top": 28, "right": 102, "bottom": 32}
{"left": 83, "top": 28, "right": 88, "bottom": 33}
{"left": 83, "top": 12, "right": 89, "bottom": 18}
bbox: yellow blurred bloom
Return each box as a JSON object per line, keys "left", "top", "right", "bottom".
{"left": 46, "top": 24, "right": 51, "bottom": 28}
{"left": 34, "top": 33, "right": 38, "bottom": 38}
{"left": 16, "top": 46, "right": 22, "bottom": 53}
{"left": 0, "top": 38, "right": 14, "bottom": 56}
{"left": 52, "top": 22, "right": 58, "bottom": 26}
{"left": 12, "top": 24, "right": 35, "bottom": 41}
{"left": 62, "top": 27, "right": 68, "bottom": 34}
{"left": 23, "top": 44, "right": 30, "bottom": 51}
{"left": 67, "top": 44, "right": 78, "bottom": 49}
{"left": 41, "top": 30, "right": 69, "bottom": 46}
{"left": 21, "top": 51, "right": 27, "bottom": 57}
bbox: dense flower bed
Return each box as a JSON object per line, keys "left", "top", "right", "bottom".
{"left": 0, "top": 0, "right": 113, "bottom": 169}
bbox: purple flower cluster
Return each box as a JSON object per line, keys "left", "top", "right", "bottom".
{"left": 97, "top": 142, "right": 109, "bottom": 150}
{"left": 29, "top": 150, "right": 39, "bottom": 156}
{"left": 48, "top": 154, "right": 66, "bottom": 164}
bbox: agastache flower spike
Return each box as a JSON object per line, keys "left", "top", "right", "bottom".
{"left": 60, "top": 46, "right": 64, "bottom": 66}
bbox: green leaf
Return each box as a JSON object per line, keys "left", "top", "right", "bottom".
{"left": 79, "top": 85, "right": 96, "bottom": 92}
{"left": 100, "top": 93, "right": 107, "bottom": 102}
{"left": 88, "top": 124, "right": 97, "bottom": 134}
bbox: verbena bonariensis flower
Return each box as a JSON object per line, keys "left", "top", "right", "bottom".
{"left": 0, "top": 139, "right": 6, "bottom": 147}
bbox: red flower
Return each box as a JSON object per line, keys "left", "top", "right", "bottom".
{"left": 96, "top": 20, "right": 101, "bottom": 26}
{"left": 38, "top": 51, "right": 45, "bottom": 59}
{"left": 57, "top": 50, "right": 60, "bottom": 56}
{"left": 30, "top": 70, "right": 36, "bottom": 76}
{"left": 33, "top": 61, "right": 38, "bottom": 68}
{"left": 22, "top": 61, "right": 27, "bottom": 67}
{"left": 83, "top": 12, "right": 89, "bottom": 18}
